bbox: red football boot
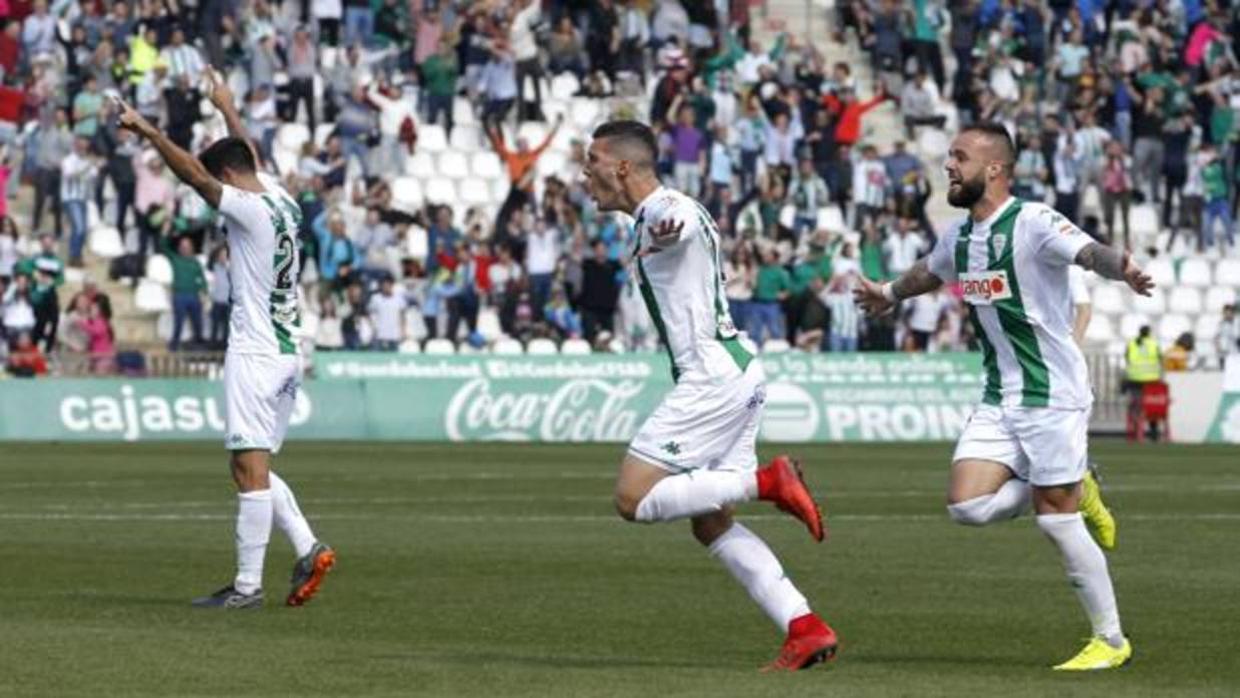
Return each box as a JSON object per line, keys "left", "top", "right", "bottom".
{"left": 762, "top": 613, "right": 839, "bottom": 672}
{"left": 756, "top": 455, "right": 826, "bottom": 542}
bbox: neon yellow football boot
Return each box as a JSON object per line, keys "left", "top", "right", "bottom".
{"left": 1080, "top": 464, "right": 1116, "bottom": 551}
{"left": 1053, "top": 636, "right": 1132, "bottom": 671}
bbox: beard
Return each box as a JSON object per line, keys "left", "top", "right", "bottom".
{"left": 946, "top": 175, "right": 986, "bottom": 208}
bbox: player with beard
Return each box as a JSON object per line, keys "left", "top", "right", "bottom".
{"left": 854, "top": 123, "right": 1153, "bottom": 670}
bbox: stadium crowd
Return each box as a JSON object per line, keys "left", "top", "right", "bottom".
{"left": 0, "top": 0, "right": 1238, "bottom": 377}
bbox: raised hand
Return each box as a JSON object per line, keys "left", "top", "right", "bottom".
{"left": 852, "top": 275, "right": 894, "bottom": 316}
{"left": 649, "top": 219, "right": 684, "bottom": 249}
{"left": 112, "top": 95, "right": 150, "bottom": 136}
{"left": 204, "top": 68, "right": 235, "bottom": 111}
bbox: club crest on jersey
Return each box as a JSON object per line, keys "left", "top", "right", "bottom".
{"left": 959, "top": 271, "right": 1013, "bottom": 305}
{"left": 990, "top": 234, "right": 1007, "bottom": 259}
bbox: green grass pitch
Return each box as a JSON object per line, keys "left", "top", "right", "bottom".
{"left": 1, "top": 441, "right": 1237, "bottom": 697}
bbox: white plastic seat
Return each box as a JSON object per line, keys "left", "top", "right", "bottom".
{"left": 145, "top": 254, "right": 174, "bottom": 285}
{"left": 457, "top": 342, "right": 482, "bottom": 355}
{"left": 1214, "top": 259, "right": 1240, "bottom": 287}
{"left": 1144, "top": 257, "right": 1175, "bottom": 288}
{"left": 560, "top": 338, "right": 591, "bottom": 355}
{"left": 476, "top": 307, "right": 503, "bottom": 340}
{"left": 452, "top": 96, "right": 477, "bottom": 127}
{"left": 437, "top": 151, "right": 469, "bottom": 179}
{"left": 471, "top": 151, "right": 503, "bottom": 179}
{"left": 550, "top": 73, "right": 579, "bottom": 101}
{"left": 390, "top": 177, "right": 423, "bottom": 212}
{"left": 314, "top": 122, "right": 336, "bottom": 147}
{"left": 1129, "top": 204, "right": 1159, "bottom": 243}
{"left": 418, "top": 124, "right": 448, "bottom": 152}
{"left": 568, "top": 98, "right": 600, "bottom": 130}
{"left": 135, "top": 279, "right": 171, "bottom": 313}
{"left": 1205, "top": 286, "right": 1237, "bottom": 312}
{"left": 491, "top": 178, "right": 511, "bottom": 204}
{"left": 1158, "top": 313, "right": 1192, "bottom": 344}
{"left": 405, "top": 151, "right": 436, "bottom": 178}
{"left": 1179, "top": 258, "right": 1211, "bottom": 287}
{"left": 762, "top": 338, "right": 792, "bottom": 353}
{"left": 1091, "top": 284, "right": 1125, "bottom": 315}
{"left": 405, "top": 308, "right": 428, "bottom": 341}
{"left": 89, "top": 225, "right": 124, "bottom": 259}
{"left": 423, "top": 338, "right": 456, "bottom": 355}
{"left": 405, "top": 225, "right": 428, "bottom": 261}
{"left": 423, "top": 178, "right": 457, "bottom": 204}
{"left": 526, "top": 338, "right": 558, "bottom": 355}
{"left": 817, "top": 205, "right": 846, "bottom": 233}
{"left": 1167, "top": 287, "right": 1203, "bottom": 315}
{"left": 459, "top": 177, "right": 491, "bottom": 206}
{"left": 277, "top": 123, "right": 311, "bottom": 151}
{"left": 915, "top": 128, "right": 949, "bottom": 162}
{"left": 398, "top": 338, "right": 421, "bottom": 354}
{"left": 1195, "top": 314, "right": 1221, "bottom": 342}
{"left": 516, "top": 122, "right": 548, "bottom": 148}
{"left": 536, "top": 150, "right": 567, "bottom": 179}
{"left": 1083, "top": 315, "right": 1115, "bottom": 344}
{"left": 1130, "top": 288, "right": 1165, "bottom": 315}
{"left": 1118, "top": 313, "right": 1151, "bottom": 340}
{"left": 492, "top": 337, "right": 524, "bottom": 355}
{"left": 448, "top": 123, "right": 484, "bottom": 151}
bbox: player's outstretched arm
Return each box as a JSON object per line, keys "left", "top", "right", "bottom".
{"left": 1074, "top": 243, "right": 1154, "bottom": 297}
{"left": 853, "top": 259, "right": 943, "bottom": 315}
{"left": 114, "top": 97, "right": 222, "bottom": 209}
{"left": 204, "top": 68, "right": 263, "bottom": 168}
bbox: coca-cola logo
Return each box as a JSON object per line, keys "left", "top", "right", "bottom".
{"left": 445, "top": 378, "right": 645, "bottom": 441}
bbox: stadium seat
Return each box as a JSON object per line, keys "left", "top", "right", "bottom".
{"left": 449, "top": 123, "right": 484, "bottom": 151}
{"left": 272, "top": 148, "right": 298, "bottom": 177}
{"left": 135, "top": 279, "right": 171, "bottom": 313}
{"left": 398, "top": 338, "right": 421, "bottom": 354}
{"left": 1195, "top": 314, "right": 1221, "bottom": 342}
{"left": 405, "top": 225, "right": 428, "bottom": 261}
{"left": 1145, "top": 257, "right": 1175, "bottom": 288}
{"left": 1118, "top": 313, "right": 1151, "bottom": 340}
{"left": 277, "top": 123, "right": 311, "bottom": 152}
{"left": 423, "top": 178, "right": 457, "bottom": 204}
{"left": 778, "top": 204, "right": 797, "bottom": 229}
{"left": 817, "top": 205, "right": 846, "bottom": 233}
{"left": 536, "top": 150, "right": 567, "bottom": 179}
{"left": 477, "top": 307, "right": 503, "bottom": 340}
{"left": 517, "top": 121, "right": 548, "bottom": 147}
{"left": 1178, "top": 258, "right": 1211, "bottom": 287}
{"left": 569, "top": 98, "right": 601, "bottom": 131}
{"left": 424, "top": 338, "right": 456, "bottom": 355}
{"left": 1214, "top": 259, "right": 1240, "bottom": 287}
{"left": 1130, "top": 288, "right": 1165, "bottom": 315}
{"left": 471, "top": 151, "right": 504, "bottom": 179}
{"left": 1205, "top": 286, "right": 1236, "bottom": 312}
{"left": 145, "top": 254, "right": 173, "bottom": 285}
{"left": 492, "top": 337, "right": 524, "bottom": 355}
{"left": 405, "top": 151, "right": 436, "bottom": 178}
{"left": 314, "top": 123, "right": 336, "bottom": 147}
{"left": 457, "top": 342, "right": 482, "bottom": 355}
{"left": 550, "top": 73, "right": 579, "bottom": 101}
{"left": 1083, "top": 315, "right": 1114, "bottom": 344}
{"left": 1167, "top": 287, "right": 1202, "bottom": 315}
{"left": 762, "top": 338, "right": 792, "bottom": 353}
{"left": 561, "top": 338, "right": 591, "bottom": 355}
{"left": 438, "top": 151, "right": 470, "bottom": 179}
{"left": 1198, "top": 342, "right": 1220, "bottom": 367}
{"left": 915, "top": 128, "right": 949, "bottom": 163}
{"left": 491, "top": 178, "right": 510, "bottom": 204}
{"left": 459, "top": 177, "right": 491, "bottom": 206}
{"left": 88, "top": 225, "right": 124, "bottom": 259}
{"left": 452, "top": 96, "right": 477, "bottom": 127}
{"left": 1158, "top": 313, "right": 1192, "bottom": 343}
{"left": 1129, "top": 204, "right": 1159, "bottom": 245}
{"left": 1092, "top": 285, "right": 1125, "bottom": 315}
{"left": 391, "top": 177, "right": 423, "bottom": 213}
{"left": 541, "top": 99, "right": 569, "bottom": 124}
{"left": 419, "top": 124, "right": 448, "bottom": 152}
{"left": 526, "top": 338, "right": 558, "bottom": 355}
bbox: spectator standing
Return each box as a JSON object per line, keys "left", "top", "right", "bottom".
{"left": 1014, "top": 135, "right": 1049, "bottom": 202}
{"left": 578, "top": 239, "right": 622, "bottom": 343}
{"left": 511, "top": 0, "right": 544, "bottom": 121}
{"left": 97, "top": 123, "right": 139, "bottom": 233}
{"left": 822, "top": 274, "right": 860, "bottom": 352}
{"left": 446, "top": 245, "right": 481, "bottom": 342}
{"left": 1200, "top": 143, "right": 1235, "bottom": 251}
{"left": 367, "top": 276, "right": 408, "bottom": 351}
{"left": 6, "top": 332, "right": 47, "bottom": 377}
{"left": 420, "top": 39, "right": 459, "bottom": 137}
{"left": 852, "top": 145, "right": 888, "bottom": 230}
{"left": 1053, "top": 136, "right": 1082, "bottom": 223}
{"left": 286, "top": 26, "right": 319, "bottom": 134}
{"left": 162, "top": 234, "right": 206, "bottom": 351}
{"left": 160, "top": 27, "right": 204, "bottom": 83}
{"left": 1100, "top": 140, "right": 1133, "bottom": 249}
{"left": 751, "top": 247, "right": 790, "bottom": 345}
{"left": 1131, "top": 86, "right": 1166, "bottom": 205}
{"left": 489, "top": 115, "right": 563, "bottom": 233}
{"left": 60, "top": 136, "right": 99, "bottom": 268}
{"left": 71, "top": 74, "right": 103, "bottom": 140}
{"left": 207, "top": 244, "right": 231, "bottom": 350}
{"left": 904, "top": 287, "right": 950, "bottom": 351}
{"left": 134, "top": 152, "right": 175, "bottom": 258}
{"left": 313, "top": 209, "right": 358, "bottom": 293}
{"left": 901, "top": 71, "right": 946, "bottom": 139}
{"left": 481, "top": 40, "right": 518, "bottom": 130}
{"left": 343, "top": 0, "right": 374, "bottom": 48}
{"left": 785, "top": 158, "right": 829, "bottom": 239}
{"left": 667, "top": 99, "right": 705, "bottom": 197}
{"left": 884, "top": 218, "right": 926, "bottom": 279}
{"left": 30, "top": 108, "right": 70, "bottom": 238}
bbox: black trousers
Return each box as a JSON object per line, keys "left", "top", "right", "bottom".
{"left": 287, "top": 77, "right": 316, "bottom": 133}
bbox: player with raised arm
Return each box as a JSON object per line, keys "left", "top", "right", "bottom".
{"left": 854, "top": 123, "right": 1152, "bottom": 670}
{"left": 584, "top": 120, "right": 837, "bottom": 672}
{"left": 114, "top": 71, "right": 335, "bottom": 610}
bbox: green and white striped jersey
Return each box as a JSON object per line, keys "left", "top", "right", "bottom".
{"left": 927, "top": 197, "right": 1092, "bottom": 409}
{"left": 218, "top": 173, "right": 303, "bottom": 356}
{"left": 632, "top": 186, "right": 753, "bottom": 383}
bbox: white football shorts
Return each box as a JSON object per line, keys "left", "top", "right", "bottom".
{"left": 224, "top": 352, "right": 302, "bottom": 453}
{"left": 628, "top": 360, "right": 766, "bottom": 473}
{"left": 952, "top": 403, "right": 1090, "bottom": 487}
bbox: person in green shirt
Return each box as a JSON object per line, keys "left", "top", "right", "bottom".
{"left": 14, "top": 233, "right": 65, "bottom": 286}
{"left": 72, "top": 74, "right": 104, "bottom": 139}
{"left": 161, "top": 233, "right": 207, "bottom": 351}
{"left": 420, "top": 39, "right": 459, "bottom": 137}
{"left": 752, "top": 247, "right": 791, "bottom": 345}
{"left": 1200, "top": 142, "right": 1235, "bottom": 250}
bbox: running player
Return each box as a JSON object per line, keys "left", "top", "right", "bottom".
{"left": 114, "top": 73, "right": 335, "bottom": 609}
{"left": 584, "top": 120, "right": 837, "bottom": 671}
{"left": 854, "top": 122, "right": 1152, "bottom": 670}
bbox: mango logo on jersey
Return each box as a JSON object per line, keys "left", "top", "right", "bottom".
{"left": 959, "top": 271, "right": 1013, "bottom": 305}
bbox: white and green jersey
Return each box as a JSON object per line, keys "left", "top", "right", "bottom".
{"left": 632, "top": 186, "right": 753, "bottom": 383}
{"left": 927, "top": 197, "right": 1092, "bottom": 409}
{"left": 218, "top": 173, "right": 303, "bottom": 355}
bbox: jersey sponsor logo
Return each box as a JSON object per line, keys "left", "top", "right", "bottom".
{"left": 959, "top": 271, "right": 1013, "bottom": 305}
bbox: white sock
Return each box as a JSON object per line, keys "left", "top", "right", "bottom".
{"left": 233, "top": 489, "right": 273, "bottom": 595}
{"left": 1036, "top": 512, "right": 1123, "bottom": 644}
{"left": 709, "top": 522, "right": 811, "bottom": 631}
{"left": 634, "top": 471, "right": 759, "bottom": 522}
{"left": 947, "top": 479, "right": 1031, "bottom": 526}
{"left": 269, "top": 472, "right": 317, "bottom": 558}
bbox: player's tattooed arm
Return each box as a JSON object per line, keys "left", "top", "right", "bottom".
{"left": 853, "top": 259, "right": 943, "bottom": 315}
{"left": 1074, "top": 243, "right": 1155, "bottom": 296}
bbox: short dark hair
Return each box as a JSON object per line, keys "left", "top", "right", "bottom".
{"left": 960, "top": 121, "right": 1016, "bottom": 176}
{"left": 198, "top": 137, "right": 257, "bottom": 178}
{"left": 591, "top": 120, "right": 657, "bottom": 171}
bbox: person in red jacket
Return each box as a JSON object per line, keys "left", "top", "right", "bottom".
{"left": 6, "top": 331, "right": 48, "bottom": 377}
{"left": 828, "top": 83, "right": 890, "bottom": 148}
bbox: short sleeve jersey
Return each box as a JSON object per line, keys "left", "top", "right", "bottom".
{"left": 632, "top": 186, "right": 753, "bottom": 383}
{"left": 927, "top": 197, "right": 1092, "bottom": 409}
{"left": 218, "top": 172, "right": 303, "bottom": 355}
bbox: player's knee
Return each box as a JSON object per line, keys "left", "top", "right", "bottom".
{"left": 613, "top": 491, "right": 642, "bottom": 522}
